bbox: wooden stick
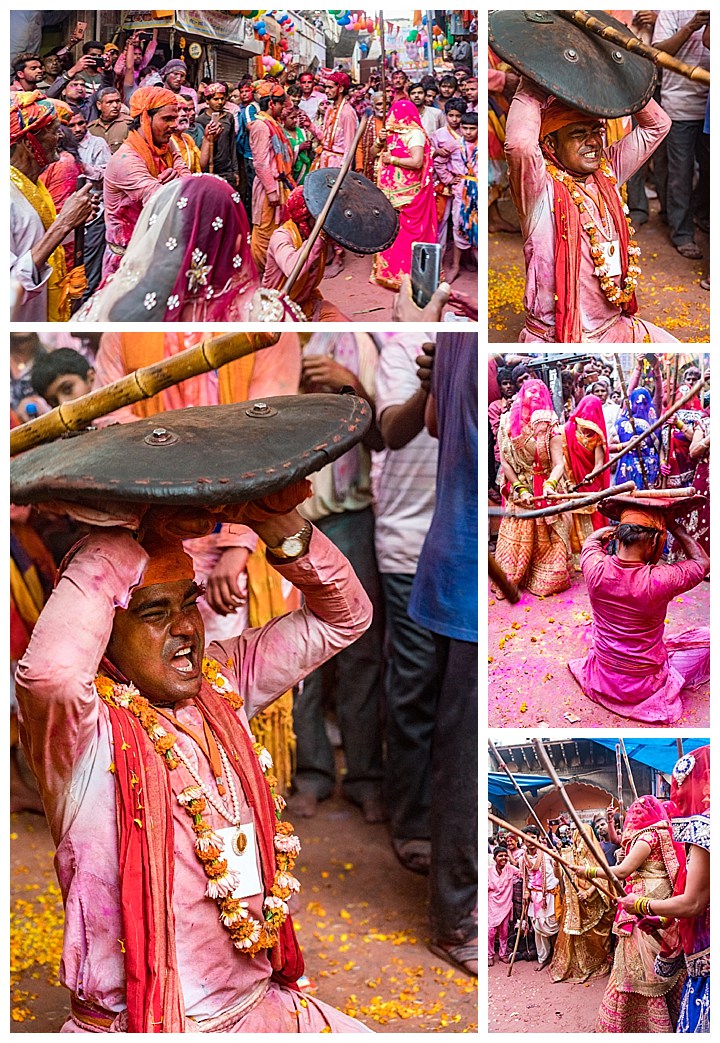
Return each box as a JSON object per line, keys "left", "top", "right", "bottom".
{"left": 676, "top": 738, "right": 684, "bottom": 758}
{"left": 573, "top": 377, "right": 708, "bottom": 489}
{"left": 487, "top": 811, "right": 614, "bottom": 903}
{"left": 536, "top": 485, "right": 695, "bottom": 503}
{"left": 379, "top": 11, "right": 388, "bottom": 122}
{"left": 507, "top": 885, "right": 529, "bottom": 977}
{"left": 532, "top": 739, "right": 625, "bottom": 896}
{"left": 488, "top": 552, "right": 520, "bottom": 603}
{"left": 488, "top": 740, "right": 578, "bottom": 891}
{"left": 560, "top": 10, "right": 710, "bottom": 86}
{"left": 10, "top": 331, "right": 279, "bottom": 457}
{"left": 615, "top": 744, "right": 624, "bottom": 814}
{"left": 619, "top": 739, "right": 639, "bottom": 801}
{"left": 280, "top": 113, "right": 369, "bottom": 298}
{"left": 488, "top": 481, "right": 636, "bottom": 520}
{"left": 615, "top": 353, "right": 650, "bottom": 488}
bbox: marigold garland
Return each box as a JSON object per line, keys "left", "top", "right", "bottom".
{"left": 95, "top": 659, "right": 301, "bottom": 958}
{"left": 547, "top": 157, "right": 642, "bottom": 307}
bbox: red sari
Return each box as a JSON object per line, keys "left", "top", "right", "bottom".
{"left": 563, "top": 394, "right": 610, "bottom": 542}
{"left": 371, "top": 100, "right": 437, "bottom": 291}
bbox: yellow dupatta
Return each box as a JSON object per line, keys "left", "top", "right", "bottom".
{"left": 11, "top": 166, "right": 69, "bottom": 322}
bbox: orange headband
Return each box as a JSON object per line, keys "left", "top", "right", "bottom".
{"left": 619, "top": 507, "right": 665, "bottom": 531}
{"left": 137, "top": 531, "right": 195, "bottom": 590}
{"left": 540, "top": 98, "right": 602, "bottom": 139}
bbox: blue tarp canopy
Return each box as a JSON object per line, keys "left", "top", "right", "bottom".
{"left": 488, "top": 772, "right": 558, "bottom": 800}
{"left": 591, "top": 738, "right": 708, "bottom": 776}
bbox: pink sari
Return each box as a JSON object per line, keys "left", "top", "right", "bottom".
{"left": 371, "top": 100, "right": 437, "bottom": 291}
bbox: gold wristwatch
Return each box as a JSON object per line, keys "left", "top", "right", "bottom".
{"left": 265, "top": 522, "right": 312, "bottom": 561}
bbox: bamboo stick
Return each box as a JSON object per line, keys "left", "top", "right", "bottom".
{"left": 10, "top": 331, "right": 279, "bottom": 457}
{"left": 488, "top": 740, "right": 578, "bottom": 892}
{"left": 487, "top": 811, "right": 615, "bottom": 903}
{"left": 573, "top": 376, "right": 708, "bottom": 489}
{"left": 620, "top": 738, "right": 639, "bottom": 801}
{"left": 488, "top": 481, "right": 636, "bottom": 520}
{"left": 532, "top": 739, "right": 625, "bottom": 896}
{"left": 676, "top": 738, "right": 684, "bottom": 758}
{"left": 280, "top": 113, "right": 369, "bottom": 298}
{"left": 507, "top": 885, "right": 529, "bottom": 977}
{"left": 488, "top": 551, "right": 520, "bottom": 603}
{"left": 560, "top": 10, "right": 710, "bottom": 86}
{"left": 615, "top": 744, "right": 624, "bottom": 813}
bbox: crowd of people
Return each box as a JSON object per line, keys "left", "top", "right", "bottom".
{"left": 10, "top": 25, "right": 478, "bottom": 323}
{"left": 488, "top": 9, "right": 710, "bottom": 342}
{"left": 489, "top": 745, "right": 710, "bottom": 1034}
{"left": 489, "top": 352, "right": 710, "bottom": 724}
{"left": 10, "top": 331, "right": 479, "bottom": 1030}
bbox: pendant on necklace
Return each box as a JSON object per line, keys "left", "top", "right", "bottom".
{"left": 215, "top": 775, "right": 226, "bottom": 796}
{"left": 232, "top": 827, "right": 247, "bottom": 856}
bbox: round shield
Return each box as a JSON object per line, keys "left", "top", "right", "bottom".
{"left": 11, "top": 394, "right": 371, "bottom": 507}
{"left": 488, "top": 10, "right": 657, "bottom": 118}
{"left": 600, "top": 492, "right": 707, "bottom": 523}
{"left": 303, "top": 169, "right": 399, "bottom": 253}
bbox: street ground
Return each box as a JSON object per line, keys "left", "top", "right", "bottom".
{"left": 318, "top": 247, "right": 477, "bottom": 320}
{"left": 488, "top": 198, "right": 710, "bottom": 343}
{"left": 10, "top": 784, "right": 477, "bottom": 1032}
{"left": 488, "top": 570, "right": 710, "bottom": 728}
{"left": 488, "top": 953, "right": 607, "bottom": 1033}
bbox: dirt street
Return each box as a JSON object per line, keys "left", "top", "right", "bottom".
{"left": 488, "top": 200, "right": 710, "bottom": 343}
{"left": 10, "top": 789, "right": 477, "bottom": 1033}
{"left": 318, "top": 249, "right": 477, "bottom": 320}
{"left": 488, "top": 572, "right": 709, "bottom": 728}
{"left": 488, "top": 955, "right": 607, "bottom": 1033}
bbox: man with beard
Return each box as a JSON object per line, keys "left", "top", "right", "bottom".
{"left": 310, "top": 71, "right": 358, "bottom": 276}
{"left": 10, "top": 92, "right": 96, "bottom": 320}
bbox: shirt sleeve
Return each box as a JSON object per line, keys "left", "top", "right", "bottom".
{"left": 650, "top": 557, "right": 706, "bottom": 600}
{"left": 209, "top": 527, "right": 372, "bottom": 719}
{"left": 249, "top": 120, "right": 278, "bottom": 195}
{"left": 14, "top": 530, "right": 147, "bottom": 834}
{"left": 606, "top": 98, "right": 671, "bottom": 186}
{"left": 10, "top": 197, "right": 53, "bottom": 299}
{"left": 503, "top": 79, "right": 549, "bottom": 225}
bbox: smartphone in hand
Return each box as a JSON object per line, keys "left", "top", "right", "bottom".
{"left": 411, "top": 242, "right": 441, "bottom": 308}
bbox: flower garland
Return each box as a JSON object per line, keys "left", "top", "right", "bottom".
{"left": 546, "top": 157, "right": 642, "bottom": 307}
{"left": 95, "top": 659, "right": 301, "bottom": 958}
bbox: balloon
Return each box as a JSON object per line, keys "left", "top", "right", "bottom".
{"left": 338, "top": 15, "right": 350, "bottom": 26}
{"left": 269, "top": 60, "right": 284, "bottom": 75}
{"left": 366, "top": 17, "right": 374, "bottom": 32}
{"left": 262, "top": 54, "right": 273, "bottom": 67}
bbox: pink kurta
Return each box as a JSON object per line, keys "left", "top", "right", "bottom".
{"left": 15, "top": 528, "right": 373, "bottom": 1032}
{"left": 488, "top": 863, "right": 522, "bottom": 928}
{"left": 102, "top": 139, "right": 191, "bottom": 277}
{"left": 316, "top": 98, "right": 359, "bottom": 169}
{"left": 504, "top": 83, "right": 677, "bottom": 343}
{"left": 569, "top": 531, "right": 709, "bottom": 723}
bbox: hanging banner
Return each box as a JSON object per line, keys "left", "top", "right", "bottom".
{"left": 122, "top": 10, "right": 259, "bottom": 47}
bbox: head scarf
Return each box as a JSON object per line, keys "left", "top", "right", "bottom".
{"left": 285, "top": 186, "right": 312, "bottom": 238}
{"left": 136, "top": 531, "right": 195, "bottom": 590}
{"left": 125, "top": 86, "right": 179, "bottom": 176}
{"left": 614, "top": 795, "right": 685, "bottom": 934}
{"left": 508, "top": 378, "right": 555, "bottom": 438}
{"left": 161, "top": 59, "right": 187, "bottom": 77}
{"left": 540, "top": 97, "right": 602, "bottom": 140}
{"left": 625, "top": 386, "right": 656, "bottom": 424}
{"left": 377, "top": 99, "right": 434, "bottom": 210}
{"left": 254, "top": 79, "right": 285, "bottom": 99}
{"left": 80, "top": 174, "right": 260, "bottom": 323}
{"left": 10, "top": 91, "right": 58, "bottom": 164}
{"left": 325, "top": 70, "right": 351, "bottom": 91}
{"left": 564, "top": 393, "right": 610, "bottom": 492}
{"left": 204, "top": 82, "right": 226, "bottom": 98}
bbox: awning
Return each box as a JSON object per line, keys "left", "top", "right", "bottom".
{"left": 591, "top": 738, "right": 708, "bottom": 776}
{"left": 489, "top": 772, "right": 558, "bottom": 800}
{"left": 120, "top": 11, "right": 264, "bottom": 53}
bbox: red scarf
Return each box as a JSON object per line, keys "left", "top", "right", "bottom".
{"left": 103, "top": 658, "right": 303, "bottom": 1032}
{"left": 549, "top": 163, "right": 638, "bottom": 343}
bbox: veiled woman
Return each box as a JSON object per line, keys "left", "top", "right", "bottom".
{"left": 572, "top": 796, "right": 686, "bottom": 1033}
{"left": 371, "top": 99, "right": 437, "bottom": 290}
{"left": 611, "top": 388, "right": 661, "bottom": 490}
{"left": 494, "top": 379, "right": 572, "bottom": 596}
{"left": 76, "top": 173, "right": 304, "bottom": 323}
{"left": 562, "top": 393, "right": 610, "bottom": 561}
{"left": 550, "top": 828, "right": 614, "bottom": 984}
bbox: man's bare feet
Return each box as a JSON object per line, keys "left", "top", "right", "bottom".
{"left": 445, "top": 265, "right": 460, "bottom": 284}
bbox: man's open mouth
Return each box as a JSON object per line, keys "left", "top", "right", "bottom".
{"left": 171, "top": 645, "right": 196, "bottom": 674}
{"left": 583, "top": 150, "right": 599, "bottom": 159}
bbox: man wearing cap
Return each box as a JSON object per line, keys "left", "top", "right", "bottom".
{"left": 102, "top": 85, "right": 191, "bottom": 278}
{"left": 10, "top": 91, "right": 96, "bottom": 321}
{"left": 505, "top": 78, "right": 679, "bottom": 343}
{"left": 162, "top": 58, "right": 199, "bottom": 112}
{"left": 262, "top": 186, "right": 348, "bottom": 321}
{"left": 569, "top": 502, "right": 709, "bottom": 724}
{"left": 196, "top": 84, "right": 240, "bottom": 186}
{"left": 248, "top": 84, "right": 295, "bottom": 272}
{"left": 311, "top": 70, "right": 358, "bottom": 276}
{"left": 15, "top": 478, "right": 375, "bottom": 1031}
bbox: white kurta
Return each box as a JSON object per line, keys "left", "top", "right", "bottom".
{"left": 10, "top": 183, "right": 53, "bottom": 321}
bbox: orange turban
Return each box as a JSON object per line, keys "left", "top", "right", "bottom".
{"left": 54, "top": 100, "right": 74, "bottom": 125}
{"left": 619, "top": 506, "right": 666, "bottom": 564}
{"left": 127, "top": 86, "right": 178, "bottom": 176}
{"left": 254, "top": 79, "right": 285, "bottom": 99}
{"left": 137, "top": 530, "right": 195, "bottom": 590}
{"left": 129, "top": 85, "right": 178, "bottom": 119}
{"left": 10, "top": 90, "right": 58, "bottom": 146}
{"left": 540, "top": 97, "right": 602, "bottom": 139}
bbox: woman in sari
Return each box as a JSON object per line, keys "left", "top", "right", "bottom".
{"left": 619, "top": 747, "right": 710, "bottom": 1034}
{"left": 494, "top": 379, "right": 572, "bottom": 596}
{"left": 550, "top": 828, "right": 614, "bottom": 984}
{"left": 562, "top": 394, "right": 610, "bottom": 562}
{"left": 572, "top": 796, "right": 686, "bottom": 1033}
{"left": 688, "top": 416, "right": 710, "bottom": 560}
{"left": 371, "top": 99, "right": 437, "bottom": 291}
{"left": 611, "top": 387, "right": 661, "bottom": 490}
{"left": 76, "top": 173, "right": 304, "bottom": 323}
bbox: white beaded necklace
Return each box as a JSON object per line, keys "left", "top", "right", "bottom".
{"left": 174, "top": 735, "right": 242, "bottom": 825}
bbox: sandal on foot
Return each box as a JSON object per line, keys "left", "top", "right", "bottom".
{"left": 392, "top": 838, "right": 431, "bottom": 875}
{"left": 428, "top": 940, "right": 478, "bottom": 979}
{"left": 676, "top": 242, "right": 703, "bottom": 260}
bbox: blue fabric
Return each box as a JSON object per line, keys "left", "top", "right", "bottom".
{"left": 409, "top": 334, "right": 478, "bottom": 641}
{"left": 677, "top": 974, "right": 710, "bottom": 1033}
{"left": 614, "top": 388, "right": 660, "bottom": 490}
{"left": 235, "top": 101, "right": 258, "bottom": 158}
{"left": 590, "top": 738, "right": 707, "bottom": 776}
